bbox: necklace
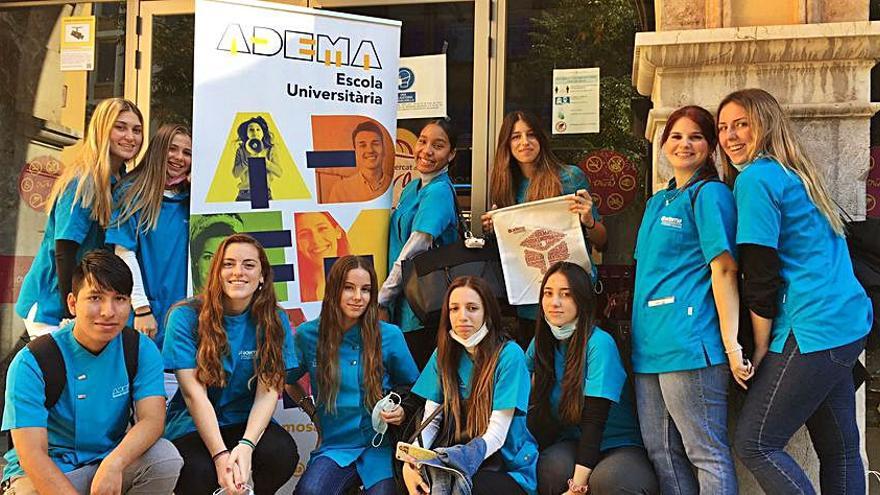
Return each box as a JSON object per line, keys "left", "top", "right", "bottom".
{"left": 664, "top": 171, "right": 701, "bottom": 206}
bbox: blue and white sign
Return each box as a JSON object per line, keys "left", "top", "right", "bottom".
{"left": 397, "top": 54, "right": 446, "bottom": 119}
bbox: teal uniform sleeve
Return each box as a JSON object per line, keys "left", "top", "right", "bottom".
{"left": 411, "top": 350, "right": 443, "bottom": 403}
{"left": 584, "top": 330, "right": 626, "bottom": 403}
{"left": 278, "top": 310, "right": 299, "bottom": 371}
{"left": 412, "top": 181, "right": 456, "bottom": 238}
{"left": 733, "top": 164, "right": 783, "bottom": 248}
{"left": 525, "top": 339, "right": 536, "bottom": 373}
{"left": 693, "top": 182, "right": 737, "bottom": 264}
{"left": 162, "top": 305, "right": 198, "bottom": 371}
{"left": 2, "top": 350, "right": 48, "bottom": 430}
{"left": 54, "top": 181, "right": 95, "bottom": 243}
{"left": 132, "top": 335, "right": 167, "bottom": 401}
{"left": 383, "top": 324, "right": 419, "bottom": 387}
{"left": 492, "top": 342, "right": 530, "bottom": 413}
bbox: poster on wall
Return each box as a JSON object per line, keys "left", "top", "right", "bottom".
{"left": 397, "top": 54, "right": 447, "bottom": 119}
{"left": 551, "top": 67, "right": 600, "bottom": 134}
{"left": 191, "top": 0, "right": 400, "bottom": 482}
{"left": 60, "top": 16, "right": 96, "bottom": 71}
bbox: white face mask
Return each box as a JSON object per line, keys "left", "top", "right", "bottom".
{"left": 370, "top": 391, "right": 401, "bottom": 447}
{"left": 545, "top": 318, "right": 577, "bottom": 341}
{"left": 449, "top": 322, "right": 489, "bottom": 349}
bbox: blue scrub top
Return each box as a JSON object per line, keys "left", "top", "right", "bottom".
{"left": 2, "top": 322, "right": 165, "bottom": 481}
{"left": 15, "top": 179, "right": 106, "bottom": 324}
{"left": 412, "top": 340, "right": 538, "bottom": 495}
{"left": 106, "top": 186, "right": 190, "bottom": 349}
{"left": 734, "top": 157, "right": 872, "bottom": 353}
{"left": 632, "top": 179, "right": 736, "bottom": 373}
{"left": 515, "top": 165, "right": 601, "bottom": 321}
{"left": 287, "top": 318, "right": 419, "bottom": 488}
{"left": 163, "top": 303, "right": 299, "bottom": 441}
{"left": 388, "top": 172, "right": 459, "bottom": 332}
{"left": 525, "top": 328, "right": 643, "bottom": 452}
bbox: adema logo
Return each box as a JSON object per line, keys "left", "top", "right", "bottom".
{"left": 399, "top": 67, "right": 415, "bottom": 90}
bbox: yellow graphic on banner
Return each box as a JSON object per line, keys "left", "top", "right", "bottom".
{"left": 348, "top": 209, "right": 391, "bottom": 282}
{"left": 206, "top": 112, "right": 311, "bottom": 202}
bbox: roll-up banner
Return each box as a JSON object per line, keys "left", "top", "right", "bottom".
{"left": 190, "top": 0, "right": 400, "bottom": 484}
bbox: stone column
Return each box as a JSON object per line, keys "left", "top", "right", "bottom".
{"left": 632, "top": 2, "right": 880, "bottom": 492}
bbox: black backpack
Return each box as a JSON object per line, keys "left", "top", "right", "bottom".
{"left": 6, "top": 327, "right": 140, "bottom": 449}
{"left": 841, "top": 214, "right": 880, "bottom": 351}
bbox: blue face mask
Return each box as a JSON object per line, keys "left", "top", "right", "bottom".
{"left": 545, "top": 318, "right": 577, "bottom": 340}
{"left": 371, "top": 391, "right": 401, "bottom": 447}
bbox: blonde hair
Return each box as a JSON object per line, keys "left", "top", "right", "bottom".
{"left": 717, "top": 89, "right": 844, "bottom": 236}
{"left": 115, "top": 124, "right": 191, "bottom": 232}
{"left": 47, "top": 98, "right": 143, "bottom": 228}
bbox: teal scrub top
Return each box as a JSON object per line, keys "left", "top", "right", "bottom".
{"left": 2, "top": 322, "right": 165, "bottom": 481}
{"left": 632, "top": 179, "right": 736, "bottom": 373}
{"left": 15, "top": 179, "right": 106, "bottom": 324}
{"left": 734, "top": 157, "right": 872, "bottom": 353}
{"left": 525, "top": 328, "right": 643, "bottom": 452}
{"left": 514, "top": 165, "right": 601, "bottom": 321}
{"left": 163, "top": 303, "right": 299, "bottom": 441}
{"left": 287, "top": 319, "right": 419, "bottom": 489}
{"left": 388, "top": 172, "right": 459, "bottom": 332}
{"left": 412, "top": 340, "right": 538, "bottom": 495}
{"left": 106, "top": 185, "right": 190, "bottom": 349}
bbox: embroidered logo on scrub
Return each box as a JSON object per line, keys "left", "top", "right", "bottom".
{"left": 239, "top": 349, "right": 257, "bottom": 360}
{"left": 112, "top": 384, "right": 130, "bottom": 399}
{"left": 660, "top": 216, "right": 682, "bottom": 229}
{"left": 520, "top": 228, "right": 570, "bottom": 274}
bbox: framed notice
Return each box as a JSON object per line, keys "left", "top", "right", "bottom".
{"left": 60, "top": 16, "right": 96, "bottom": 71}
{"left": 398, "top": 54, "right": 447, "bottom": 119}
{"left": 551, "top": 67, "right": 600, "bottom": 134}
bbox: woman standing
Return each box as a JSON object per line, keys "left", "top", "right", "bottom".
{"left": 378, "top": 119, "right": 460, "bottom": 369}
{"left": 233, "top": 116, "right": 282, "bottom": 201}
{"left": 481, "top": 111, "right": 606, "bottom": 348}
{"left": 164, "top": 234, "right": 299, "bottom": 494}
{"left": 631, "top": 105, "right": 751, "bottom": 494}
{"left": 403, "top": 276, "right": 538, "bottom": 495}
{"left": 287, "top": 255, "right": 419, "bottom": 495}
{"left": 528, "top": 262, "right": 657, "bottom": 495}
{"left": 16, "top": 98, "right": 144, "bottom": 339}
{"left": 107, "top": 123, "right": 192, "bottom": 349}
{"left": 719, "top": 89, "right": 871, "bottom": 494}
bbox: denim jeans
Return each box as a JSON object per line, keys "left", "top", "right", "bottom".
{"left": 634, "top": 364, "right": 737, "bottom": 495}
{"left": 294, "top": 455, "right": 396, "bottom": 495}
{"left": 5, "top": 438, "right": 183, "bottom": 495}
{"left": 734, "top": 333, "right": 866, "bottom": 495}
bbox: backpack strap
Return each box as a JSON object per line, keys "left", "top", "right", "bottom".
{"left": 690, "top": 178, "right": 722, "bottom": 209}
{"left": 121, "top": 327, "right": 140, "bottom": 410}
{"left": 26, "top": 335, "right": 66, "bottom": 409}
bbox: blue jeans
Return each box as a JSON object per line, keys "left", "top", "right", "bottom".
{"left": 734, "top": 333, "right": 866, "bottom": 495}
{"left": 634, "top": 364, "right": 737, "bottom": 495}
{"left": 294, "top": 455, "right": 397, "bottom": 495}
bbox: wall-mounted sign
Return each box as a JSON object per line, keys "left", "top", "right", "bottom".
{"left": 398, "top": 54, "right": 447, "bottom": 119}
{"left": 551, "top": 67, "right": 599, "bottom": 134}
{"left": 60, "top": 16, "right": 96, "bottom": 71}
{"left": 869, "top": 146, "right": 879, "bottom": 218}
{"left": 578, "top": 150, "right": 639, "bottom": 216}
{"left": 19, "top": 156, "right": 63, "bottom": 211}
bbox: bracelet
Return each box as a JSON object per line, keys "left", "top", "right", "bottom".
{"left": 135, "top": 309, "right": 153, "bottom": 317}
{"left": 567, "top": 478, "right": 588, "bottom": 494}
{"left": 238, "top": 438, "right": 256, "bottom": 450}
{"left": 211, "top": 449, "right": 229, "bottom": 462}
{"left": 725, "top": 345, "right": 743, "bottom": 354}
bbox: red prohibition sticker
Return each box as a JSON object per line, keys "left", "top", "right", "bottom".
{"left": 19, "top": 156, "right": 64, "bottom": 211}
{"left": 578, "top": 150, "right": 639, "bottom": 216}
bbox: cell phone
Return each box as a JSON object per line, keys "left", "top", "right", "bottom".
{"left": 396, "top": 441, "right": 437, "bottom": 462}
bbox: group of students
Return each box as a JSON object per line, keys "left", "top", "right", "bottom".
{"left": 2, "top": 86, "right": 873, "bottom": 495}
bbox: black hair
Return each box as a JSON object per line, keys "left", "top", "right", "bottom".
{"left": 71, "top": 250, "right": 134, "bottom": 296}
{"left": 351, "top": 121, "right": 384, "bottom": 146}
{"left": 236, "top": 116, "right": 273, "bottom": 149}
{"left": 424, "top": 117, "right": 459, "bottom": 150}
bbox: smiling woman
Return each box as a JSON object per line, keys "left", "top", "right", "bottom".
{"left": 295, "top": 211, "right": 352, "bottom": 302}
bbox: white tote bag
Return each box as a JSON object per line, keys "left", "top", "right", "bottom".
{"left": 491, "top": 195, "right": 591, "bottom": 305}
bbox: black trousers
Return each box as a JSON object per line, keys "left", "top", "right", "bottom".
{"left": 172, "top": 421, "right": 298, "bottom": 494}
{"left": 472, "top": 470, "right": 525, "bottom": 495}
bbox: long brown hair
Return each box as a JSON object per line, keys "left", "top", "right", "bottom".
{"left": 529, "top": 262, "right": 596, "bottom": 425}
{"left": 717, "top": 89, "right": 844, "bottom": 235}
{"left": 115, "top": 124, "right": 191, "bottom": 232}
{"left": 661, "top": 105, "right": 721, "bottom": 185}
{"left": 490, "top": 111, "right": 563, "bottom": 208}
{"left": 194, "top": 234, "right": 286, "bottom": 391}
{"left": 47, "top": 98, "right": 143, "bottom": 228}
{"left": 436, "top": 276, "right": 507, "bottom": 442}
{"left": 316, "top": 255, "right": 384, "bottom": 414}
